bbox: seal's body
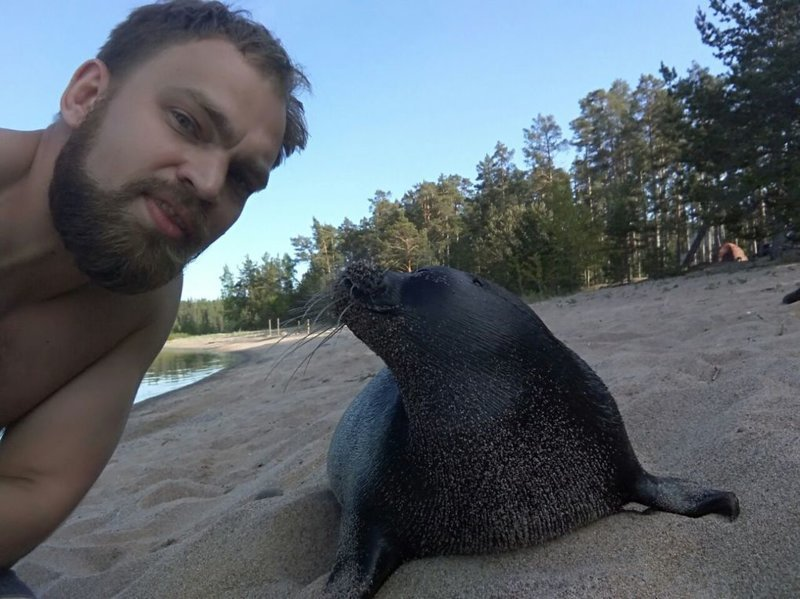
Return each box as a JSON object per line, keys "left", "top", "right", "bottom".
{"left": 326, "top": 263, "right": 739, "bottom": 598}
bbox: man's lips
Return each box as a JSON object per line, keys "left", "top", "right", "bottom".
{"left": 144, "top": 195, "right": 196, "bottom": 241}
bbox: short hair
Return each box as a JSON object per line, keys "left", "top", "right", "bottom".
{"left": 97, "top": 0, "right": 309, "bottom": 166}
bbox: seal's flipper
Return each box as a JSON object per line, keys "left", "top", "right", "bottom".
{"left": 325, "top": 521, "right": 403, "bottom": 599}
{"left": 783, "top": 287, "right": 800, "bottom": 304}
{"left": 633, "top": 472, "right": 740, "bottom": 521}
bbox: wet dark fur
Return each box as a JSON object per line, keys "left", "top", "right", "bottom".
{"left": 324, "top": 263, "right": 739, "bottom": 598}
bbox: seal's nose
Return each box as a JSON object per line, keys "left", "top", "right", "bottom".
{"left": 368, "top": 271, "right": 404, "bottom": 308}
{"left": 338, "top": 262, "right": 405, "bottom": 311}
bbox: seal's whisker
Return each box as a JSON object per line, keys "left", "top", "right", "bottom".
{"left": 335, "top": 301, "right": 353, "bottom": 328}
{"left": 282, "top": 323, "right": 345, "bottom": 392}
{"left": 295, "top": 291, "right": 332, "bottom": 321}
{"left": 262, "top": 285, "right": 349, "bottom": 389}
{"left": 270, "top": 291, "right": 335, "bottom": 338}
{"left": 279, "top": 300, "right": 354, "bottom": 390}
{"left": 309, "top": 297, "right": 341, "bottom": 330}
{"left": 266, "top": 295, "right": 343, "bottom": 384}
{"left": 298, "top": 324, "right": 344, "bottom": 374}
{"left": 265, "top": 325, "right": 332, "bottom": 383}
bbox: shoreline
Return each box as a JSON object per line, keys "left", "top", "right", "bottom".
{"left": 140, "top": 328, "right": 339, "bottom": 408}
{"left": 164, "top": 330, "right": 281, "bottom": 352}
{"left": 164, "top": 328, "right": 324, "bottom": 353}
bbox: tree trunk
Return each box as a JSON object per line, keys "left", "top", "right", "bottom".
{"left": 682, "top": 223, "right": 710, "bottom": 268}
{"left": 770, "top": 226, "right": 784, "bottom": 260}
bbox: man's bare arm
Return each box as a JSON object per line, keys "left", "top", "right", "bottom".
{"left": 0, "top": 282, "right": 180, "bottom": 568}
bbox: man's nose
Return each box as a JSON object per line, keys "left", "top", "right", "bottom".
{"left": 177, "top": 149, "right": 228, "bottom": 204}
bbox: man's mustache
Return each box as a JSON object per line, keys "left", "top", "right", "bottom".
{"left": 126, "top": 178, "right": 210, "bottom": 246}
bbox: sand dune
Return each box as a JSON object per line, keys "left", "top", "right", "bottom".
{"left": 18, "top": 261, "right": 800, "bottom": 598}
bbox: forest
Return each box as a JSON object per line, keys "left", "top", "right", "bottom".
{"left": 171, "top": 0, "right": 799, "bottom": 336}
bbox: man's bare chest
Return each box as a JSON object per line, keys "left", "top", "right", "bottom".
{"left": 0, "top": 287, "right": 151, "bottom": 425}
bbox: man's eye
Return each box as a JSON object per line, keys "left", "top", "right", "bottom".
{"left": 228, "top": 172, "right": 252, "bottom": 196}
{"left": 171, "top": 110, "right": 199, "bottom": 136}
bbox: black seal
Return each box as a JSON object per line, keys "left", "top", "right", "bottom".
{"left": 325, "top": 263, "right": 739, "bottom": 598}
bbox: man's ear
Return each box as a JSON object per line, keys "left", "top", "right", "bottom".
{"left": 60, "top": 59, "right": 111, "bottom": 128}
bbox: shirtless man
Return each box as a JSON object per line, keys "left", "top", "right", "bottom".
{"left": 0, "top": 1, "right": 308, "bottom": 594}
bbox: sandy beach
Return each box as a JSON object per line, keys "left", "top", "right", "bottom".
{"left": 17, "top": 261, "right": 800, "bottom": 598}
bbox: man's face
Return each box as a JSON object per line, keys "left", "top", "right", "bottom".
{"left": 50, "top": 39, "right": 287, "bottom": 294}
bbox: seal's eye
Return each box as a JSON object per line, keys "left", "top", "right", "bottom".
{"left": 473, "top": 278, "right": 484, "bottom": 287}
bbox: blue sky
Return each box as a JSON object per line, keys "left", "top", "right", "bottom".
{"left": 2, "top": 1, "right": 723, "bottom": 299}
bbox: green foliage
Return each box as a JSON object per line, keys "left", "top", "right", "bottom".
{"left": 220, "top": 253, "right": 297, "bottom": 331}
{"left": 667, "top": 0, "right": 800, "bottom": 257}
{"left": 401, "top": 176, "right": 467, "bottom": 266}
{"left": 171, "top": 299, "right": 225, "bottom": 336}
{"left": 369, "top": 191, "right": 432, "bottom": 271}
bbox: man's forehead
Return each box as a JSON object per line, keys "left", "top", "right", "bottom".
{"left": 128, "top": 38, "right": 262, "bottom": 86}
{"left": 117, "top": 39, "right": 286, "bottom": 166}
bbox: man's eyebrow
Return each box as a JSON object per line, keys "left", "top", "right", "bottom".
{"left": 174, "top": 87, "right": 238, "bottom": 146}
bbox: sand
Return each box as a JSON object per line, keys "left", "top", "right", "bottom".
{"left": 16, "top": 261, "right": 800, "bottom": 598}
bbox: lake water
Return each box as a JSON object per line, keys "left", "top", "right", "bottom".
{"left": 134, "top": 349, "right": 237, "bottom": 404}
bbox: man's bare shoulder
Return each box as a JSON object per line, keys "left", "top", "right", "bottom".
{"left": 0, "top": 277, "right": 182, "bottom": 427}
{"left": 0, "top": 129, "right": 42, "bottom": 190}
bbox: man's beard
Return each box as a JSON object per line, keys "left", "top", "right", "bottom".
{"left": 49, "top": 99, "right": 209, "bottom": 294}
